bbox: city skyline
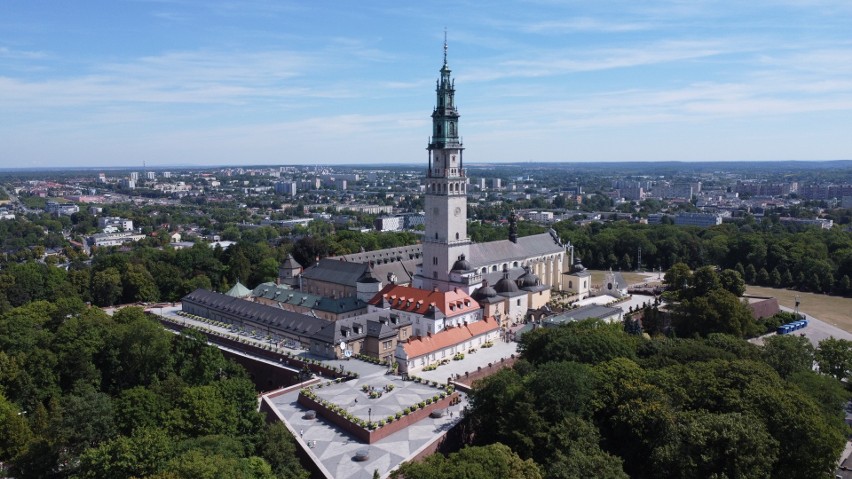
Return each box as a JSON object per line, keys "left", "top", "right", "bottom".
{"left": 2, "top": 1, "right": 852, "bottom": 168}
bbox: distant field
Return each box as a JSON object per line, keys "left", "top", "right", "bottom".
{"left": 746, "top": 286, "right": 852, "bottom": 333}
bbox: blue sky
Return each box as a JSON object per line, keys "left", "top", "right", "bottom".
{"left": 2, "top": 0, "right": 852, "bottom": 168}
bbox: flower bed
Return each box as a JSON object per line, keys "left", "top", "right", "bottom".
{"left": 298, "top": 388, "right": 460, "bottom": 444}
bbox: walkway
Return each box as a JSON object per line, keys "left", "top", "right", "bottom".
{"left": 265, "top": 359, "right": 467, "bottom": 479}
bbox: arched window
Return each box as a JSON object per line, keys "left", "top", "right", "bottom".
{"left": 568, "top": 280, "right": 573, "bottom": 289}
{"left": 435, "top": 233, "right": 438, "bottom": 240}
{"left": 450, "top": 123, "right": 455, "bottom": 136}
{"left": 455, "top": 232, "right": 459, "bottom": 240}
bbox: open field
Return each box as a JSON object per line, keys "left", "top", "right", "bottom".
{"left": 746, "top": 286, "right": 852, "bottom": 333}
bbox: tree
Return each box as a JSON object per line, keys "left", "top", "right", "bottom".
{"left": 788, "top": 371, "right": 849, "bottom": 421}
{"left": 744, "top": 264, "right": 757, "bottom": 284}
{"left": 252, "top": 258, "right": 280, "bottom": 286}
{"left": 92, "top": 267, "right": 123, "bottom": 306}
{"left": 839, "top": 275, "right": 852, "bottom": 296}
{"left": 122, "top": 263, "right": 160, "bottom": 303}
{"left": 756, "top": 267, "right": 770, "bottom": 286}
{"left": 391, "top": 443, "right": 542, "bottom": 479}
{"left": 761, "top": 335, "right": 814, "bottom": 378}
{"left": 166, "top": 386, "right": 237, "bottom": 438}
{"left": 52, "top": 382, "right": 117, "bottom": 458}
{"left": 151, "top": 448, "right": 276, "bottom": 479}
{"left": 719, "top": 269, "right": 745, "bottom": 296}
{"left": 543, "top": 416, "right": 628, "bottom": 479}
{"left": 663, "top": 263, "right": 691, "bottom": 298}
{"left": 672, "top": 289, "right": 755, "bottom": 338}
{"left": 816, "top": 337, "right": 852, "bottom": 380}
{"left": 525, "top": 361, "right": 596, "bottom": 422}
{"left": 782, "top": 269, "right": 794, "bottom": 287}
{"left": 669, "top": 411, "right": 778, "bottom": 479}
{"left": 769, "top": 267, "right": 782, "bottom": 288}
{"left": 102, "top": 312, "right": 174, "bottom": 390}
{"left": 77, "top": 427, "right": 175, "bottom": 479}
{"left": 113, "top": 387, "right": 169, "bottom": 436}
{"left": 0, "top": 392, "right": 33, "bottom": 461}
{"left": 690, "top": 266, "right": 721, "bottom": 297}
{"left": 256, "top": 422, "right": 309, "bottom": 479}
{"left": 519, "top": 319, "right": 635, "bottom": 366}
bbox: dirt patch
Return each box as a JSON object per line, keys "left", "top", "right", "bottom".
{"left": 746, "top": 286, "right": 852, "bottom": 333}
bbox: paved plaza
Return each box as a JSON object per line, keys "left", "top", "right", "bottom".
{"left": 266, "top": 360, "right": 468, "bottom": 479}
{"left": 415, "top": 339, "right": 519, "bottom": 384}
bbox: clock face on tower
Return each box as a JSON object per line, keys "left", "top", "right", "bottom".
{"left": 454, "top": 206, "right": 461, "bottom": 217}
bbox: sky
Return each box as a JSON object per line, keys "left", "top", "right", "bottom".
{"left": 2, "top": 1, "right": 852, "bottom": 169}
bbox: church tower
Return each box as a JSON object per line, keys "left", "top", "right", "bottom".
{"left": 417, "top": 35, "right": 470, "bottom": 292}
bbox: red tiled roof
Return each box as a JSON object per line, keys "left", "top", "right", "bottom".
{"left": 369, "top": 284, "right": 480, "bottom": 317}
{"left": 402, "top": 317, "right": 498, "bottom": 359}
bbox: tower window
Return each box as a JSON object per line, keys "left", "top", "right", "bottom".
{"left": 435, "top": 233, "right": 438, "bottom": 240}
{"left": 456, "top": 233, "right": 459, "bottom": 240}
{"left": 433, "top": 257, "right": 438, "bottom": 265}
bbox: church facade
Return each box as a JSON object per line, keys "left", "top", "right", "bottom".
{"left": 410, "top": 43, "right": 568, "bottom": 312}
{"left": 284, "top": 42, "right": 570, "bottom": 330}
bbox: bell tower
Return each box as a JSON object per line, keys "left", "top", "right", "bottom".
{"left": 417, "top": 34, "right": 470, "bottom": 291}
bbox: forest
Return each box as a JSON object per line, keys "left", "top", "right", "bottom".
{"left": 393, "top": 319, "right": 851, "bottom": 479}
{"left": 0, "top": 301, "right": 309, "bottom": 478}
{"left": 551, "top": 218, "right": 852, "bottom": 296}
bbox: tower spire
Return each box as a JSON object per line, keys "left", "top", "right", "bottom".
{"left": 443, "top": 28, "right": 448, "bottom": 66}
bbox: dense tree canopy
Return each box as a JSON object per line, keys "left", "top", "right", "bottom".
{"left": 0, "top": 305, "right": 307, "bottom": 479}
{"left": 463, "top": 319, "right": 848, "bottom": 479}
{"left": 551, "top": 220, "right": 852, "bottom": 296}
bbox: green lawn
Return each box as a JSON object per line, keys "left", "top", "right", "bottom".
{"left": 746, "top": 285, "right": 852, "bottom": 333}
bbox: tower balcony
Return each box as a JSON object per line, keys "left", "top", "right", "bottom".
{"left": 427, "top": 138, "right": 464, "bottom": 149}
{"left": 428, "top": 168, "right": 467, "bottom": 178}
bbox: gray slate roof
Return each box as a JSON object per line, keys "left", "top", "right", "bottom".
{"left": 252, "top": 282, "right": 366, "bottom": 313}
{"left": 183, "top": 288, "right": 328, "bottom": 335}
{"left": 468, "top": 232, "right": 564, "bottom": 267}
{"left": 300, "top": 258, "right": 368, "bottom": 286}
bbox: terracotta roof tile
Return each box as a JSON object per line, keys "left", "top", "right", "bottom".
{"left": 369, "top": 284, "right": 479, "bottom": 317}
{"left": 402, "top": 317, "right": 498, "bottom": 359}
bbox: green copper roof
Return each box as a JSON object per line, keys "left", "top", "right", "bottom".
{"left": 225, "top": 280, "right": 252, "bottom": 298}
